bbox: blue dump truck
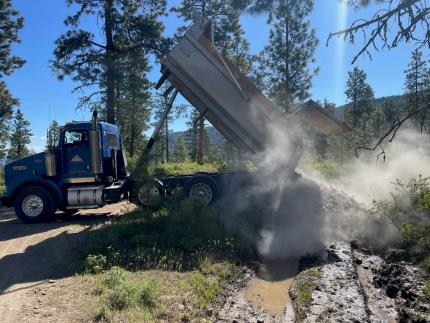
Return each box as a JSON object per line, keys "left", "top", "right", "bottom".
{"left": 1, "top": 17, "right": 346, "bottom": 223}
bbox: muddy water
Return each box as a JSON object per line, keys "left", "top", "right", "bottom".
{"left": 245, "top": 260, "right": 298, "bottom": 315}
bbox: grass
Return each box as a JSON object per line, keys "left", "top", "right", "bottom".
{"left": 93, "top": 267, "right": 161, "bottom": 322}
{"left": 83, "top": 199, "right": 254, "bottom": 321}
{"left": 90, "top": 257, "right": 238, "bottom": 322}
{"left": 147, "top": 160, "right": 256, "bottom": 177}
{"left": 291, "top": 267, "right": 322, "bottom": 321}
{"left": 84, "top": 199, "right": 254, "bottom": 272}
{"left": 149, "top": 162, "right": 219, "bottom": 177}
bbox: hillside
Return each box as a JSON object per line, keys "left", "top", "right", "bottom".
{"left": 335, "top": 94, "right": 404, "bottom": 118}
{"left": 168, "top": 126, "right": 225, "bottom": 147}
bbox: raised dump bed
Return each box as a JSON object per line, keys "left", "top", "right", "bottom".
{"left": 157, "top": 17, "right": 347, "bottom": 155}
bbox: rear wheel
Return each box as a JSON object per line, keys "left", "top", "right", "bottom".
{"left": 184, "top": 175, "right": 219, "bottom": 205}
{"left": 14, "top": 186, "right": 57, "bottom": 223}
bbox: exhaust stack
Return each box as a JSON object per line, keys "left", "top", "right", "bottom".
{"left": 45, "top": 129, "right": 57, "bottom": 177}
{"left": 90, "top": 109, "right": 102, "bottom": 174}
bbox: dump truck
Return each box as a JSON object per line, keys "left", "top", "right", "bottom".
{"left": 0, "top": 17, "right": 346, "bottom": 223}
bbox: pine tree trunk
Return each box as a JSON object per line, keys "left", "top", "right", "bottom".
{"left": 353, "top": 90, "right": 357, "bottom": 128}
{"left": 130, "top": 86, "right": 136, "bottom": 158}
{"left": 165, "top": 117, "right": 169, "bottom": 163}
{"left": 197, "top": 117, "right": 204, "bottom": 164}
{"left": 104, "top": 0, "right": 116, "bottom": 124}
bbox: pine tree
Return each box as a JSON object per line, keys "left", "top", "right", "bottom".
{"left": 344, "top": 67, "right": 374, "bottom": 128}
{"left": 150, "top": 87, "right": 187, "bottom": 163}
{"left": 404, "top": 49, "right": 428, "bottom": 130}
{"left": 382, "top": 98, "right": 401, "bottom": 126}
{"left": 342, "top": 67, "right": 377, "bottom": 154}
{"left": 47, "top": 120, "right": 61, "bottom": 146}
{"left": 312, "top": 100, "right": 336, "bottom": 160}
{"left": 172, "top": 136, "right": 189, "bottom": 162}
{"left": 52, "top": 0, "right": 167, "bottom": 124}
{"left": 116, "top": 55, "right": 151, "bottom": 158}
{"left": 369, "top": 107, "right": 388, "bottom": 140}
{"left": 0, "top": 1, "right": 25, "bottom": 159}
{"left": 185, "top": 113, "right": 199, "bottom": 162}
{"left": 252, "top": 0, "right": 318, "bottom": 111}
{"left": 8, "top": 109, "right": 32, "bottom": 160}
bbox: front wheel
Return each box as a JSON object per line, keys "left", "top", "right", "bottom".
{"left": 132, "top": 179, "right": 165, "bottom": 209}
{"left": 14, "top": 186, "right": 57, "bottom": 223}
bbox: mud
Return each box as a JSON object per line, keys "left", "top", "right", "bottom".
{"left": 245, "top": 260, "right": 298, "bottom": 316}
{"left": 373, "top": 251, "right": 430, "bottom": 322}
{"left": 217, "top": 266, "right": 284, "bottom": 322}
{"left": 354, "top": 252, "right": 398, "bottom": 323}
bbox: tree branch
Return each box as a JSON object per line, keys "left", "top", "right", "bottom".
{"left": 355, "top": 103, "right": 429, "bottom": 159}
{"left": 327, "top": 0, "right": 429, "bottom": 64}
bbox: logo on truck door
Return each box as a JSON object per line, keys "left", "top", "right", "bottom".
{"left": 71, "top": 154, "right": 84, "bottom": 162}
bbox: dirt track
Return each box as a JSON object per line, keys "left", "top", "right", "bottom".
{"left": 0, "top": 203, "right": 133, "bottom": 322}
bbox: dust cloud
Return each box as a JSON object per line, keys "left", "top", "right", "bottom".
{"left": 324, "top": 127, "right": 430, "bottom": 205}
{"left": 220, "top": 123, "right": 430, "bottom": 260}
{"left": 220, "top": 121, "right": 326, "bottom": 260}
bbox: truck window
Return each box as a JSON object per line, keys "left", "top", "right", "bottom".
{"left": 106, "top": 132, "right": 118, "bottom": 148}
{"left": 64, "top": 130, "right": 88, "bottom": 145}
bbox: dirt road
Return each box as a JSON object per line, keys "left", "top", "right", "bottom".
{"left": 0, "top": 203, "right": 133, "bottom": 322}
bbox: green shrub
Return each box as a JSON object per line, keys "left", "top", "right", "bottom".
{"left": 85, "top": 254, "right": 107, "bottom": 273}
{"left": 419, "top": 191, "right": 430, "bottom": 213}
{"left": 138, "top": 277, "right": 159, "bottom": 308}
{"left": 191, "top": 272, "right": 219, "bottom": 305}
{"left": 398, "top": 217, "right": 430, "bottom": 263}
{"left": 424, "top": 282, "right": 430, "bottom": 302}
{"left": 373, "top": 176, "right": 430, "bottom": 264}
{"left": 422, "top": 256, "right": 430, "bottom": 275}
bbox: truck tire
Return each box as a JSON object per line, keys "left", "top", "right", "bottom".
{"left": 132, "top": 179, "right": 165, "bottom": 209}
{"left": 184, "top": 175, "right": 219, "bottom": 205}
{"left": 14, "top": 186, "right": 57, "bottom": 223}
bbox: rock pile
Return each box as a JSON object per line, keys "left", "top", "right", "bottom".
{"left": 372, "top": 250, "right": 430, "bottom": 322}
{"left": 290, "top": 241, "right": 430, "bottom": 323}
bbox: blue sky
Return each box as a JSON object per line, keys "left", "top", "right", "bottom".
{"left": 5, "top": 0, "right": 416, "bottom": 151}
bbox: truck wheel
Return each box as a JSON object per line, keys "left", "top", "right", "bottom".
{"left": 184, "top": 175, "right": 218, "bottom": 205}
{"left": 132, "top": 179, "right": 165, "bottom": 209}
{"left": 14, "top": 186, "right": 57, "bottom": 223}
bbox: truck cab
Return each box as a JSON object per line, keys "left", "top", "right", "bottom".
{"left": 1, "top": 112, "right": 131, "bottom": 223}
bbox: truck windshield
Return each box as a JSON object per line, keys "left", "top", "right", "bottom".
{"left": 64, "top": 130, "right": 89, "bottom": 146}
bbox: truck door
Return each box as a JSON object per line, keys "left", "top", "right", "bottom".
{"left": 62, "top": 129, "right": 91, "bottom": 176}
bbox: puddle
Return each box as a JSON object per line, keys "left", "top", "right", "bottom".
{"left": 245, "top": 260, "right": 298, "bottom": 315}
